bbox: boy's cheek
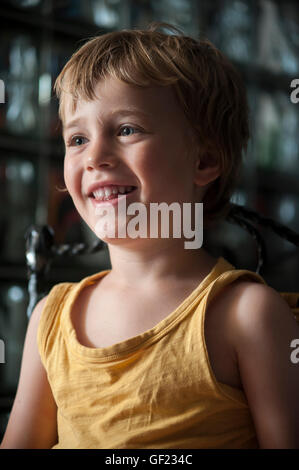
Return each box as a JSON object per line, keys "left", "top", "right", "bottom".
{"left": 63, "top": 159, "right": 79, "bottom": 193}
{"left": 62, "top": 171, "right": 72, "bottom": 196}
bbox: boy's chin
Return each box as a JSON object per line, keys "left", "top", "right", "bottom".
{"left": 93, "top": 218, "right": 132, "bottom": 243}
{"left": 93, "top": 219, "right": 153, "bottom": 246}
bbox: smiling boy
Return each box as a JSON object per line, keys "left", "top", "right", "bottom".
{"left": 63, "top": 77, "right": 205, "bottom": 249}
{"left": 1, "top": 24, "right": 299, "bottom": 449}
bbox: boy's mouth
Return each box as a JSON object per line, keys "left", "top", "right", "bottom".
{"left": 90, "top": 185, "right": 137, "bottom": 202}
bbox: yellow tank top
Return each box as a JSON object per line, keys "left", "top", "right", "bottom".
{"left": 37, "top": 256, "right": 299, "bottom": 449}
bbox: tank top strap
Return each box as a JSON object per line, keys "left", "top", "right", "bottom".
{"left": 203, "top": 261, "right": 299, "bottom": 323}
{"left": 204, "top": 263, "right": 267, "bottom": 301}
{"left": 37, "top": 282, "right": 75, "bottom": 368}
{"left": 278, "top": 292, "right": 299, "bottom": 323}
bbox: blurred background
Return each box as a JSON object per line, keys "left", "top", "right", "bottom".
{"left": 0, "top": 0, "right": 299, "bottom": 439}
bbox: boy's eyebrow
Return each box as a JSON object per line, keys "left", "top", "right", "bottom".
{"left": 63, "top": 118, "right": 85, "bottom": 136}
{"left": 109, "top": 108, "right": 151, "bottom": 119}
{"left": 63, "top": 109, "right": 151, "bottom": 135}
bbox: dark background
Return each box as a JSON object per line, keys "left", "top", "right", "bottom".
{"left": 0, "top": 0, "right": 299, "bottom": 439}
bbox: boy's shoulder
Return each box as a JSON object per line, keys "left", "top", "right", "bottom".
{"left": 208, "top": 277, "right": 298, "bottom": 359}
{"left": 210, "top": 279, "right": 295, "bottom": 335}
{"left": 205, "top": 278, "right": 298, "bottom": 390}
{"left": 215, "top": 279, "right": 299, "bottom": 448}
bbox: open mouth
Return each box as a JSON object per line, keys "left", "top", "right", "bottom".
{"left": 90, "top": 185, "right": 137, "bottom": 202}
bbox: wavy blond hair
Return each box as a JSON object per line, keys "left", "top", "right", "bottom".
{"left": 54, "top": 22, "right": 249, "bottom": 225}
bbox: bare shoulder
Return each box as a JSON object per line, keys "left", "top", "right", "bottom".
{"left": 203, "top": 279, "right": 257, "bottom": 389}
{"left": 221, "top": 280, "right": 299, "bottom": 448}
{"left": 28, "top": 295, "right": 49, "bottom": 328}
{"left": 208, "top": 277, "right": 298, "bottom": 333}
{"left": 225, "top": 280, "right": 299, "bottom": 344}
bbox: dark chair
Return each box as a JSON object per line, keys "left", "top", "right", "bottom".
{"left": 24, "top": 202, "right": 299, "bottom": 322}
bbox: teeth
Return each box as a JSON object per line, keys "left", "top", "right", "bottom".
{"left": 92, "top": 185, "right": 134, "bottom": 201}
{"left": 104, "top": 187, "right": 112, "bottom": 197}
{"left": 93, "top": 188, "right": 105, "bottom": 199}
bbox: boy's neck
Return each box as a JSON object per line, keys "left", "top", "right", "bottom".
{"left": 105, "top": 240, "right": 217, "bottom": 290}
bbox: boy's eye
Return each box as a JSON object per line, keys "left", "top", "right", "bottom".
{"left": 69, "top": 136, "right": 88, "bottom": 146}
{"left": 119, "top": 126, "right": 140, "bottom": 137}
{"left": 67, "top": 126, "right": 141, "bottom": 146}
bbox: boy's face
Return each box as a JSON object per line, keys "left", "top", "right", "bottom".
{"left": 62, "top": 75, "right": 203, "bottom": 242}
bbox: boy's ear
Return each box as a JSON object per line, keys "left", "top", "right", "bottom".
{"left": 193, "top": 153, "right": 221, "bottom": 187}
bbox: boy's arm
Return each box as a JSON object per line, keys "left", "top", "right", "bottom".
{"left": 0, "top": 296, "right": 58, "bottom": 449}
{"left": 230, "top": 282, "right": 299, "bottom": 449}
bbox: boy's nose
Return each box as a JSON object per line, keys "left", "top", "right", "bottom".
{"left": 85, "top": 139, "right": 118, "bottom": 170}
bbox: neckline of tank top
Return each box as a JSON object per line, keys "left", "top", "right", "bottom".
{"left": 61, "top": 256, "right": 236, "bottom": 362}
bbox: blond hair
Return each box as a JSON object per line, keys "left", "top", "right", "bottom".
{"left": 54, "top": 23, "right": 249, "bottom": 225}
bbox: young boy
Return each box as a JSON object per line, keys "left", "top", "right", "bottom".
{"left": 1, "top": 23, "right": 299, "bottom": 449}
